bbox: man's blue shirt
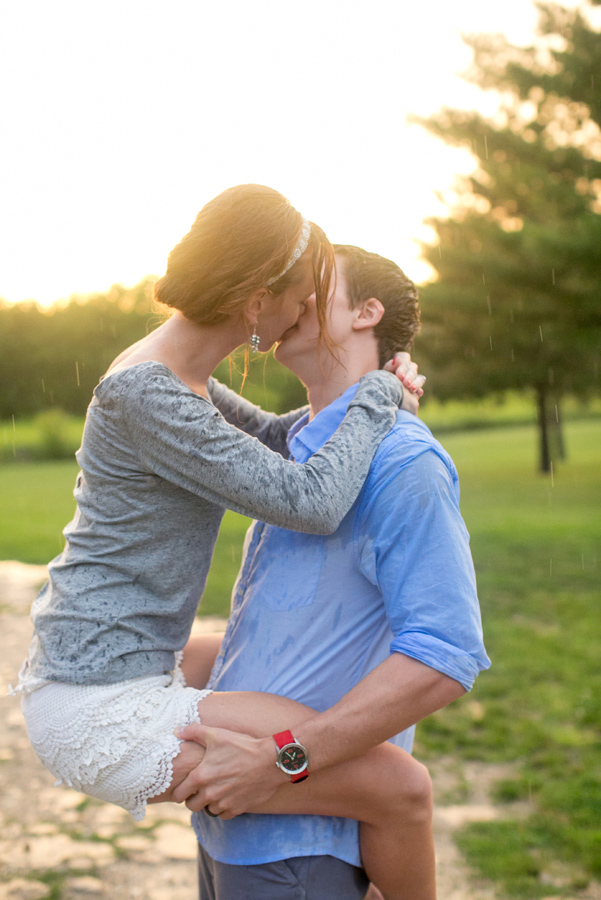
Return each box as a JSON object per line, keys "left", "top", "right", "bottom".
{"left": 192, "top": 384, "right": 490, "bottom": 866}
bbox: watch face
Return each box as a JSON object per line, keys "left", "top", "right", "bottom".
{"left": 280, "top": 746, "right": 308, "bottom": 772}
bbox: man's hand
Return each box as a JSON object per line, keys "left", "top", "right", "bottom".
{"left": 383, "top": 351, "right": 426, "bottom": 416}
{"left": 171, "top": 724, "right": 286, "bottom": 818}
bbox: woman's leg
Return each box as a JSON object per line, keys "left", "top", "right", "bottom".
{"left": 180, "top": 633, "right": 225, "bottom": 690}
{"left": 155, "top": 690, "right": 436, "bottom": 900}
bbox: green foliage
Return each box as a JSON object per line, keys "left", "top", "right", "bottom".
{"left": 413, "top": 0, "right": 601, "bottom": 471}
{"left": 0, "top": 281, "right": 309, "bottom": 421}
{"left": 31, "top": 409, "right": 77, "bottom": 460}
{"left": 0, "top": 412, "right": 84, "bottom": 463}
{"left": 0, "top": 279, "right": 158, "bottom": 418}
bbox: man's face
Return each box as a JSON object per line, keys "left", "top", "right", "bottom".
{"left": 274, "top": 256, "right": 355, "bottom": 375}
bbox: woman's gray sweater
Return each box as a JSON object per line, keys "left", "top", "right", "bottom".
{"left": 22, "top": 362, "right": 402, "bottom": 686}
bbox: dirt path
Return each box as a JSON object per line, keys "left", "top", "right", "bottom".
{"left": 0, "top": 562, "right": 511, "bottom": 900}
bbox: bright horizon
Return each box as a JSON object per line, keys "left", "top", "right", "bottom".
{"left": 0, "top": 0, "right": 583, "bottom": 308}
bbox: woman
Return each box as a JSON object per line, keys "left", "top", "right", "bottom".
{"left": 17, "top": 185, "right": 429, "bottom": 900}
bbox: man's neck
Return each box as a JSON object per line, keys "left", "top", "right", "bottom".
{"left": 303, "top": 350, "right": 378, "bottom": 419}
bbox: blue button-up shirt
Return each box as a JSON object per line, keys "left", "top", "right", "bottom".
{"left": 192, "top": 384, "right": 490, "bottom": 866}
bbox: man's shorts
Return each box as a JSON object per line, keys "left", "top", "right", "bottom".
{"left": 198, "top": 844, "right": 370, "bottom": 900}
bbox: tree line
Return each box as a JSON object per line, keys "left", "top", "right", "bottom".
{"left": 0, "top": 279, "right": 307, "bottom": 421}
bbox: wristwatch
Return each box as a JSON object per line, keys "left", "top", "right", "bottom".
{"left": 273, "top": 730, "right": 309, "bottom": 783}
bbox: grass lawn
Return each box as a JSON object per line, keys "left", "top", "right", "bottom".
{"left": 415, "top": 420, "right": 601, "bottom": 897}
{"left": 0, "top": 419, "right": 599, "bottom": 896}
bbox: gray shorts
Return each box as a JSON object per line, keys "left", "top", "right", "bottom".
{"left": 197, "top": 844, "right": 369, "bottom": 900}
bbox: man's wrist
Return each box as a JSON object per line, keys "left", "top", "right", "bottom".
{"left": 273, "top": 730, "right": 310, "bottom": 783}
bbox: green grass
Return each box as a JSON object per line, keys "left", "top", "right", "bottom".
{"left": 0, "top": 461, "right": 80, "bottom": 562}
{"left": 414, "top": 420, "right": 601, "bottom": 896}
{"left": 1, "top": 419, "right": 600, "bottom": 896}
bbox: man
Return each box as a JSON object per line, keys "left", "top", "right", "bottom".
{"left": 180, "top": 245, "right": 490, "bottom": 899}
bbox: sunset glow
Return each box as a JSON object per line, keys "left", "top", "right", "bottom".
{"left": 0, "top": 0, "right": 582, "bottom": 307}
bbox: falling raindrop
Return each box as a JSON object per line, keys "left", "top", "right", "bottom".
{"left": 551, "top": 269, "right": 556, "bottom": 285}
{"left": 41, "top": 378, "right": 46, "bottom": 394}
{"left": 489, "top": 336, "right": 493, "bottom": 351}
{"left": 75, "top": 361, "right": 80, "bottom": 387}
{"left": 11, "top": 414, "right": 15, "bottom": 432}
{"left": 484, "top": 135, "right": 489, "bottom": 160}
{"left": 482, "top": 274, "right": 486, "bottom": 284}
{"left": 555, "top": 404, "right": 559, "bottom": 423}
{"left": 539, "top": 325, "right": 544, "bottom": 342}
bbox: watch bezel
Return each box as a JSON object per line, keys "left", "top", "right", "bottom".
{"left": 275, "top": 740, "right": 309, "bottom": 776}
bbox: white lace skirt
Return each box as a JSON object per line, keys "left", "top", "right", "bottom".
{"left": 21, "top": 662, "right": 211, "bottom": 821}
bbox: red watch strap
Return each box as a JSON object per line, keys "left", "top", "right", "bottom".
{"left": 290, "top": 771, "right": 309, "bottom": 783}
{"left": 273, "top": 730, "right": 295, "bottom": 750}
{"left": 273, "top": 731, "right": 309, "bottom": 783}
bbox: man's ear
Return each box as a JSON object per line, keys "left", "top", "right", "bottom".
{"left": 243, "top": 289, "right": 271, "bottom": 326}
{"left": 352, "top": 298, "right": 385, "bottom": 331}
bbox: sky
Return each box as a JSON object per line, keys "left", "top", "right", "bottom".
{"left": 0, "top": 0, "right": 579, "bottom": 307}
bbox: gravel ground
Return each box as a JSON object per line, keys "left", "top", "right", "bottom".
{"left": 0, "top": 561, "right": 534, "bottom": 900}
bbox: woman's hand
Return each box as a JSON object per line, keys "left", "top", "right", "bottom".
{"left": 171, "top": 723, "right": 285, "bottom": 818}
{"left": 383, "top": 352, "right": 425, "bottom": 416}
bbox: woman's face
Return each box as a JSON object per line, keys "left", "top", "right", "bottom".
{"left": 255, "top": 255, "right": 315, "bottom": 350}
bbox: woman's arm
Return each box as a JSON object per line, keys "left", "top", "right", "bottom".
{"left": 206, "top": 352, "right": 423, "bottom": 455}
{"left": 207, "top": 378, "right": 307, "bottom": 457}
{"left": 120, "top": 367, "right": 403, "bottom": 534}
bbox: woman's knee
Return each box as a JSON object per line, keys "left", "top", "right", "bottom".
{"left": 369, "top": 744, "right": 433, "bottom": 824}
{"left": 398, "top": 758, "right": 433, "bottom": 823}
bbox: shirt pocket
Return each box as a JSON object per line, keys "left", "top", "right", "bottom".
{"left": 252, "top": 526, "right": 325, "bottom": 611}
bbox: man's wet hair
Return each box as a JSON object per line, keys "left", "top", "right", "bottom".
{"left": 334, "top": 245, "right": 421, "bottom": 368}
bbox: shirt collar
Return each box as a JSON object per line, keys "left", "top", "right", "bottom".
{"left": 287, "top": 383, "right": 360, "bottom": 463}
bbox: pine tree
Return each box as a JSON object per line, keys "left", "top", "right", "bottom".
{"left": 414, "top": 1, "right": 601, "bottom": 471}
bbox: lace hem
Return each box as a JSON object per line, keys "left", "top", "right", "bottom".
{"left": 22, "top": 665, "right": 212, "bottom": 820}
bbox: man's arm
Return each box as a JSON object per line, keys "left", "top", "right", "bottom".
{"left": 174, "top": 443, "right": 488, "bottom": 813}
{"left": 293, "top": 653, "right": 464, "bottom": 769}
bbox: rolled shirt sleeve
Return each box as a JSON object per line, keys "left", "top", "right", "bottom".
{"left": 356, "top": 439, "right": 490, "bottom": 691}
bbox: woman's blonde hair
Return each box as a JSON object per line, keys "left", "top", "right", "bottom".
{"left": 155, "top": 185, "right": 334, "bottom": 342}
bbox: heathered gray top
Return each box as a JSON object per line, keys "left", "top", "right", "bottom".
{"left": 22, "top": 362, "right": 402, "bottom": 686}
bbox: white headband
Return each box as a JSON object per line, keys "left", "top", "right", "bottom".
{"left": 266, "top": 217, "right": 311, "bottom": 286}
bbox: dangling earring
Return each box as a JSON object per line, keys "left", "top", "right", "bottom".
{"left": 250, "top": 326, "right": 260, "bottom": 354}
